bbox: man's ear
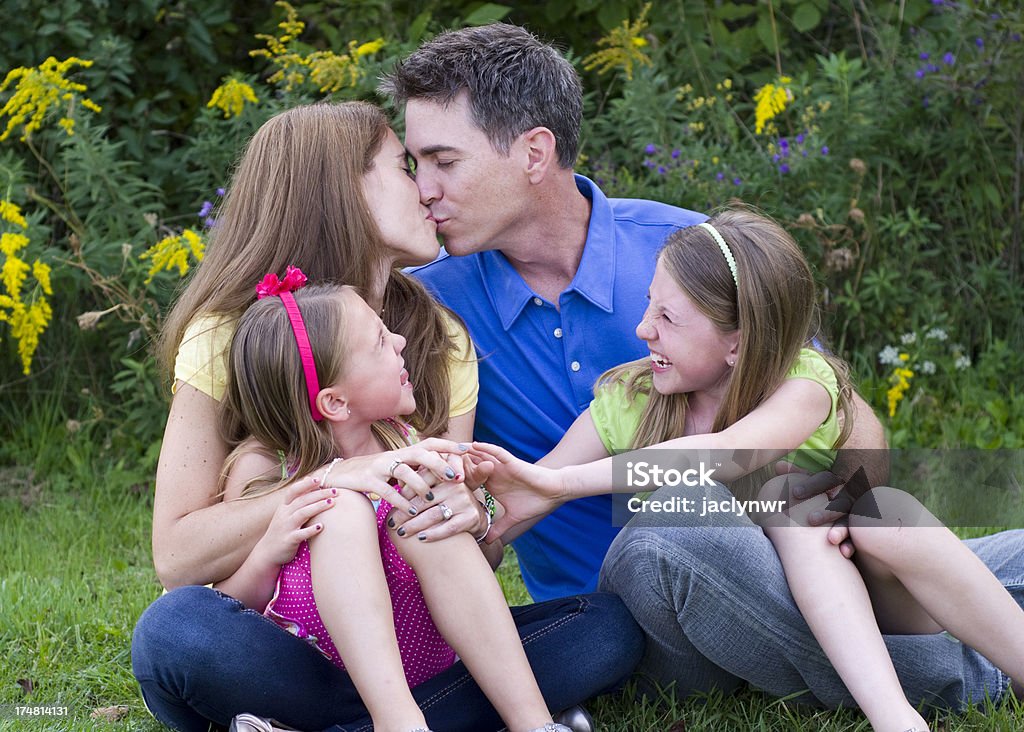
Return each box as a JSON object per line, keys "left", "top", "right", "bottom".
{"left": 520, "top": 126, "right": 558, "bottom": 184}
{"left": 317, "top": 386, "right": 351, "bottom": 423}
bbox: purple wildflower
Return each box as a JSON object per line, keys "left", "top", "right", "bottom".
{"left": 821, "top": 146, "right": 829, "bottom": 155}
{"left": 772, "top": 153, "right": 781, "bottom": 162}
{"left": 1014, "top": 34, "right": 1022, "bottom": 42}
{"left": 975, "top": 38, "right": 984, "bottom": 48}
{"left": 779, "top": 164, "right": 790, "bottom": 174}
{"left": 928, "top": 64, "right": 940, "bottom": 72}
{"left": 643, "top": 159, "right": 656, "bottom": 168}
{"left": 943, "top": 52, "right": 955, "bottom": 65}
{"left": 716, "top": 172, "right": 725, "bottom": 181}
{"left": 795, "top": 133, "right": 805, "bottom": 144}
{"left": 657, "top": 165, "right": 667, "bottom": 175}
{"left": 919, "top": 52, "right": 930, "bottom": 60}
{"left": 198, "top": 200, "right": 214, "bottom": 218}
{"left": 204, "top": 217, "right": 216, "bottom": 228}
{"left": 732, "top": 177, "right": 742, "bottom": 186}
{"left": 779, "top": 138, "right": 789, "bottom": 148}
{"left": 915, "top": 69, "right": 926, "bottom": 79}
{"left": 644, "top": 143, "right": 657, "bottom": 154}
{"left": 801, "top": 149, "right": 808, "bottom": 157}
{"left": 671, "top": 149, "right": 681, "bottom": 159}
{"left": 216, "top": 187, "right": 226, "bottom": 196}
{"left": 923, "top": 96, "right": 930, "bottom": 108}
{"left": 782, "top": 147, "right": 790, "bottom": 158}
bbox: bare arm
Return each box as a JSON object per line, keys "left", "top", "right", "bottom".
{"left": 213, "top": 447, "right": 341, "bottom": 610}
{"left": 152, "top": 383, "right": 283, "bottom": 588}
{"left": 493, "top": 409, "right": 613, "bottom": 543}
{"left": 477, "top": 378, "right": 831, "bottom": 540}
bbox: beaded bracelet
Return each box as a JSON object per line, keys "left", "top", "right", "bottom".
{"left": 474, "top": 485, "right": 496, "bottom": 544}
{"left": 321, "top": 456, "right": 343, "bottom": 485}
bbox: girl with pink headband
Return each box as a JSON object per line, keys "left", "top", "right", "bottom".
{"left": 214, "top": 274, "right": 573, "bottom": 732}
{"left": 474, "top": 207, "right": 1024, "bottom": 732}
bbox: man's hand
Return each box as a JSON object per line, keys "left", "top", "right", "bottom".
{"left": 774, "top": 462, "right": 859, "bottom": 559}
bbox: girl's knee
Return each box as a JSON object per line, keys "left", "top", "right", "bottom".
{"left": 848, "top": 486, "right": 930, "bottom": 556}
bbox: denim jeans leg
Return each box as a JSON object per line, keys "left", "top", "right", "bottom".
{"left": 131, "top": 586, "right": 368, "bottom": 732}
{"left": 134, "top": 587, "right": 642, "bottom": 732}
{"left": 599, "top": 483, "right": 1023, "bottom": 711}
{"left": 343, "top": 593, "right": 642, "bottom": 732}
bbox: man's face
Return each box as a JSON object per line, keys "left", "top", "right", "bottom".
{"left": 404, "top": 93, "right": 525, "bottom": 256}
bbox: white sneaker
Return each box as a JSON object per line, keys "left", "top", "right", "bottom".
{"left": 228, "top": 713, "right": 274, "bottom": 732}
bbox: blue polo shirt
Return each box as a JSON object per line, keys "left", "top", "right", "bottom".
{"left": 413, "top": 175, "right": 705, "bottom": 600}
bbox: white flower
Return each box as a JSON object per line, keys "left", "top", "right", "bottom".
{"left": 878, "top": 345, "right": 901, "bottom": 365}
{"left": 920, "top": 360, "right": 936, "bottom": 374}
{"left": 955, "top": 355, "right": 971, "bottom": 370}
{"left": 900, "top": 332, "right": 917, "bottom": 345}
{"left": 925, "top": 327, "right": 948, "bottom": 341}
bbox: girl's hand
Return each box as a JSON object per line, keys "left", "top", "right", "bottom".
{"left": 313, "top": 438, "right": 468, "bottom": 517}
{"left": 468, "top": 442, "right": 568, "bottom": 541}
{"left": 251, "top": 477, "right": 339, "bottom": 567}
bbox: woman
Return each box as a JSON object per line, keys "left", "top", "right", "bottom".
{"left": 130, "top": 102, "right": 641, "bottom": 732}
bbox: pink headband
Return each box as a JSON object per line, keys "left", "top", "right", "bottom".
{"left": 256, "top": 266, "right": 323, "bottom": 421}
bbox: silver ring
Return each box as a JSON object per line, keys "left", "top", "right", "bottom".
{"left": 439, "top": 504, "right": 453, "bottom": 521}
{"left": 387, "top": 458, "right": 404, "bottom": 479}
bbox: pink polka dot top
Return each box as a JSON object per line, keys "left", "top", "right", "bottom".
{"left": 264, "top": 497, "right": 456, "bottom": 688}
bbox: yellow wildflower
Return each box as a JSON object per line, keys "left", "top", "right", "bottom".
{"left": 32, "top": 260, "right": 52, "bottom": 294}
{"left": 250, "top": 2, "right": 376, "bottom": 94}
{"left": 753, "top": 76, "right": 793, "bottom": 135}
{"left": 886, "top": 366, "right": 915, "bottom": 417}
{"left": 208, "top": 78, "right": 259, "bottom": 119}
{"left": 308, "top": 50, "right": 360, "bottom": 93}
{"left": 0, "top": 200, "right": 27, "bottom": 228}
{"left": 1, "top": 248, "right": 29, "bottom": 298}
{"left": 0, "top": 56, "right": 102, "bottom": 142}
{"left": 582, "top": 3, "right": 653, "bottom": 81}
{"left": 140, "top": 228, "right": 206, "bottom": 283}
{"left": 356, "top": 39, "right": 385, "bottom": 57}
{"left": 0, "top": 205, "right": 51, "bottom": 373}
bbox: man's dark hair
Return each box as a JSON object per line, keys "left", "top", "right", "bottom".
{"left": 380, "top": 24, "right": 583, "bottom": 169}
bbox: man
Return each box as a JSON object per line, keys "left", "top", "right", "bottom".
{"left": 382, "top": 22, "right": 1023, "bottom": 711}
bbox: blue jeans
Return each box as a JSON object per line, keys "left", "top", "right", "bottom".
{"left": 131, "top": 586, "right": 642, "bottom": 731}
{"left": 599, "top": 482, "right": 1022, "bottom": 711}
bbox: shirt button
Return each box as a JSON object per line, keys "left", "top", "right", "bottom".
{"left": 532, "top": 297, "right": 543, "bottom": 306}
{"left": 570, "top": 361, "right": 581, "bottom": 372}
{"left": 553, "top": 327, "right": 563, "bottom": 338}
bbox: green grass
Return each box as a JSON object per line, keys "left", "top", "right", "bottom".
{"left": 3, "top": 443, "right": 1024, "bottom": 731}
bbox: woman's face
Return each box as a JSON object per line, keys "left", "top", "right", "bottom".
{"left": 362, "top": 128, "right": 440, "bottom": 268}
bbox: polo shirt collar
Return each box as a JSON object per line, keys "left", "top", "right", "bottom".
{"left": 480, "top": 175, "right": 616, "bottom": 331}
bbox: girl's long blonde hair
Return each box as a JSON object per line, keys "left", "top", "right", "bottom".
{"left": 219, "top": 285, "right": 407, "bottom": 497}
{"left": 159, "top": 101, "right": 462, "bottom": 436}
{"left": 602, "top": 207, "right": 853, "bottom": 461}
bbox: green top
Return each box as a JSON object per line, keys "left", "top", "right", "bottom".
{"left": 590, "top": 348, "right": 840, "bottom": 473}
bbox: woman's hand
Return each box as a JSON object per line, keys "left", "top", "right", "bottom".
{"left": 311, "top": 438, "right": 468, "bottom": 516}
{"left": 467, "top": 442, "right": 568, "bottom": 542}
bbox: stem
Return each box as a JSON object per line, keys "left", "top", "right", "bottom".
{"left": 25, "top": 136, "right": 86, "bottom": 238}
{"left": 767, "top": 0, "right": 783, "bottom": 76}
